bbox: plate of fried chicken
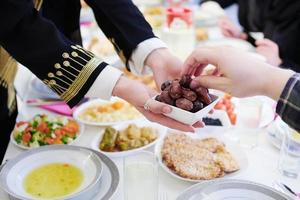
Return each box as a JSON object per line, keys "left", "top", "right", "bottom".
{"left": 155, "top": 131, "right": 248, "bottom": 182}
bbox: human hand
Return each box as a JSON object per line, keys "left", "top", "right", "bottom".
{"left": 256, "top": 39, "right": 282, "bottom": 66}
{"left": 145, "top": 48, "right": 182, "bottom": 90}
{"left": 112, "top": 76, "right": 203, "bottom": 132}
{"left": 218, "top": 17, "right": 247, "bottom": 40}
{"left": 181, "top": 46, "right": 294, "bottom": 100}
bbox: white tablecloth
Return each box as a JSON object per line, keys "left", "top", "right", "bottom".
{"left": 1, "top": 103, "right": 300, "bottom": 200}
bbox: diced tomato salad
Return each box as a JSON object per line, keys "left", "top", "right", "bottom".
{"left": 13, "top": 114, "right": 80, "bottom": 148}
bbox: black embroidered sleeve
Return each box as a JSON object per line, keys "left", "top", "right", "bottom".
{"left": 0, "top": 0, "right": 107, "bottom": 107}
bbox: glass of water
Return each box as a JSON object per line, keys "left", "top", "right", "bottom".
{"left": 278, "top": 127, "right": 300, "bottom": 179}
{"left": 124, "top": 151, "right": 158, "bottom": 200}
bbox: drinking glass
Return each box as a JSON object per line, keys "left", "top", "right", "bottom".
{"left": 278, "top": 127, "right": 300, "bottom": 179}
{"left": 124, "top": 151, "right": 158, "bottom": 200}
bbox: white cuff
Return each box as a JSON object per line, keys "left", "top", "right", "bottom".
{"left": 85, "top": 65, "right": 123, "bottom": 100}
{"left": 129, "top": 37, "right": 167, "bottom": 76}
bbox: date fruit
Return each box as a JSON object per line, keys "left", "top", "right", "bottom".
{"left": 161, "top": 80, "right": 172, "bottom": 91}
{"left": 175, "top": 98, "right": 193, "bottom": 111}
{"left": 169, "top": 81, "right": 182, "bottom": 99}
{"left": 179, "top": 75, "right": 192, "bottom": 88}
{"left": 191, "top": 99, "right": 204, "bottom": 113}
{"left": 182, "top": 88, "right": 197, "bottom": 102}
{"left": 159, "top": 91, "right": 174, "bottom": 105}
{"left": 156, "top": 75, "right": 213, "bottom": 113}
{"left": 195, "top": 87, "right": 212, "bottom": 105}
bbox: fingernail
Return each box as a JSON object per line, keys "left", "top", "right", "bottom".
{"left": 162, "top": 106, "right": 172, "bottom": 114}
{"left": 190, "top": 80, "right": 200, "bottom": 89}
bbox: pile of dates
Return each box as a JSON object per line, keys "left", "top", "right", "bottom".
{"left": 155, "top": 75, "right": 212, "bottom": 113}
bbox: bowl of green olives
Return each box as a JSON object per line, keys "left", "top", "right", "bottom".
{"left": 155, "top": 75, "right": 219, "bottom": 125}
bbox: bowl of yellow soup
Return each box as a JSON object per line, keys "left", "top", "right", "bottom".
{"left": 0, "top": 145, "right": 103, "bottom": 200}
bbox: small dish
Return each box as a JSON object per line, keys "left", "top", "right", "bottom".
{"left": 155, "top": 131, "right": 248, "bottom": 182}
{"left": 157, "top": 94, "right": 219, "bottom": 125}
{"left": 203, "top": 110, "right": 232, "bottom": 127}
{"left": 91, "top": 120, "right": 167, "bottom": 158}
{"left": 10, "top": 116, "right": 84, "bottom": 150}
{"left": 0, "top": 145, "right": 103, "bottom": 200}
{"left": 73, "top": 98, "right": 142, "bottom": 126}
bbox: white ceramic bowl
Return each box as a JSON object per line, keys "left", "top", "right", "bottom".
{"left": 91, "top": 120, "right": 167, "bottom": 158}
{"left": 0, "top": 145, "right": 103, "bottom": 200}
{"left": 158, "top": 94, "right": 220, "bottom": 125}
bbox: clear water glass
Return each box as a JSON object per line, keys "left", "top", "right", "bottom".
{"left": 278, "top": 127, "right": 300, "bottom": 179}
{"left": 124, "top": 151, "right": 158, "bottom": 200}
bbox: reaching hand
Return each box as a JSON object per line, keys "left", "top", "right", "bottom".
{"left": 112, "top": 76, "right": 203, "bottom": 132}
{"left": 145, "top": 48, "right": 182, "bottom": 90}
{"left": 181, "top": 46, "right": 294, "bottom": 100}
{"left": 255, "top": 39, "right": 282, "bottom": 66}
{"left": 218, "top": 17, "right": 247, "bottom": 40}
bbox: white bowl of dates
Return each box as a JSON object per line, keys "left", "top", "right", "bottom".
{"left": 155, "top": 75, "right": 219, "bottom": 125}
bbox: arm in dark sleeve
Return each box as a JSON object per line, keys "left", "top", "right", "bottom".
{"left": 200, "top": 0, "right": 237, "bottom": 8}
{"left": 84, "top": 0, "right": 155, "bottom": 69}
{"left": 0, "top": 0, "right": 108, "bottom": 107}
{"left": 276, "top": 73, "right": 300, "bottom": 132}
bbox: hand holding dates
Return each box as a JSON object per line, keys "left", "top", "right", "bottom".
{"left": 156, "top": 75, "right": 212, "bottom": 112}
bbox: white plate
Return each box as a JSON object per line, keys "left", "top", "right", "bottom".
{"left": 91, "top": 120, "right": 167, "bottom": 158}
{"left": 10, "top": 117, "right": 84, "bottom": 150}
{"left": 0, "top": 146, "right": 103, "bottom": 200}
{"left": 177, "top": 179, "right": 293, "bottom": 200}
{"left": 73, "top": 98, "right": 142, "bottom": 126}
{"left": 155, "top": 131, "right": 248, "bottom": 183}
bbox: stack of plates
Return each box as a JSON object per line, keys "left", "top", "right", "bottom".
{"left": 0, "top": 145, "right": 119, "bottom": 200}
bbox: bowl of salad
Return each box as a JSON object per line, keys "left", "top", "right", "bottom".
{"left": 11, "top": 114, "right": 83, "bottom": 149}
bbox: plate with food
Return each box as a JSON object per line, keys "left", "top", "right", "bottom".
{"left": 11, "top": 114, "right": 83, "bottom": 150}
{"left": 155, "top": 131, "right": 248, "bottom": 182}
{"left": 73, "top": 98, "right": 142, "bottom": 126}
{"left": 91, "top": 120, "right": 167, "bottom": 157}
{"left": 0, "top": 145, "right": 119, "bottom": 200}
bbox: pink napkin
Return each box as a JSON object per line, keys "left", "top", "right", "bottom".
{"left": 39, "top": 103, "right": 75, "bottom": 116}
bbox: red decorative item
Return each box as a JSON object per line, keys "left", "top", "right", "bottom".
{"left": 166, "top": 7, "right": 192, "bottom": 28}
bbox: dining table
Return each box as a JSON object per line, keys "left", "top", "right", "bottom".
{"left": 1, "top": 92, "right": 300, "bottom": 200}
{"left": 1, "top": 4, "right": 300, "bottom": 199}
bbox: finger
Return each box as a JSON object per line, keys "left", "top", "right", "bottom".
{"left": 256, "top": 46, "right": 268, "bottom": 54}
{"left": 255, "top": 39, "right": 275, "bottom": 47}
{"left": 142, "top": 110, "right": 195, "bottom": 132}
{"left": 194, "top": 65, "right": 206, "bottom": 76}
{"left": 221, "top": 29, "right": 232, "bottom": 38}
{"left": 220, "top": 24, "right": 234, "bottom": 37}
{"left": 146, "top": 99, "right": 172, "bottom": 114}
{"left": 193, "top": 121, "right": 204, "bottom": 128}
{"left": 183, "top": 48, "right": 219, "bottom": 76}
{"left": 190, "top": 75, "right": 231, "bottom": 92}
{"left": 239, "top": 33, "right": 247, "bottom": 40}
{"left": 147, "top": 87, "right": 158, "bottom": 97}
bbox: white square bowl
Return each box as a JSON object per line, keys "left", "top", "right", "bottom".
{"left": 157, "top": 94, "right": 220, "bottom": 125}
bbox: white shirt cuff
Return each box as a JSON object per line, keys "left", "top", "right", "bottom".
{"left": 85, "top": 65, "right": 123, "bottom": 100}
{"left": 129, "top": 37, "right": 167, "bottom": 76}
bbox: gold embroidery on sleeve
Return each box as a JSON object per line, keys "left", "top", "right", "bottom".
{"left": 43, "top": 45, "right": 101, "bottom": 103}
